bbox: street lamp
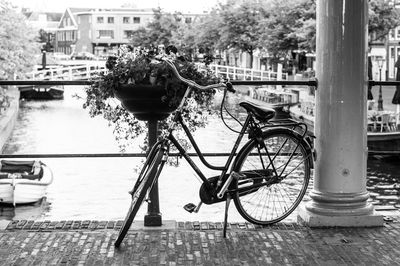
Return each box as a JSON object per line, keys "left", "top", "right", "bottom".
{"left": 377, "top": 57, "right": 385, "bottom": 111}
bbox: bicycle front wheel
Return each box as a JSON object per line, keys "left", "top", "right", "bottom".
{"left": 232, "top": 128, "right": 311, "bottom": 225}
{"left": 114, "top": 147, "right": 165, "bottom": 247}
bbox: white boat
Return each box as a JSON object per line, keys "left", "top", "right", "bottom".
{"left": 289, "top": 104, "right": 400, "bottom": 156}
{"left": 0, "top": 160, "right": 53, "bottom": 206}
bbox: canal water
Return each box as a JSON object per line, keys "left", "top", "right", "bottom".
{"left": 1, "top": 86, "right": 399, "bottom": 222}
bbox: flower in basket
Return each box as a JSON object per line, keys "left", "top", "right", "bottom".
{"left": 81, "top": 44, "right": 219, "bottom": 151}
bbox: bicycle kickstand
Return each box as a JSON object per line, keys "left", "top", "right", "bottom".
{"left": 223, "top": 193, "right": 231, "bottom": 238}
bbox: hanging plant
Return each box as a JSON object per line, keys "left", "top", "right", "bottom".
{"left": 80, "top": 45, "right": 219, "bottom": 152}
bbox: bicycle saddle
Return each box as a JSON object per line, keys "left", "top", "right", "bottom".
{"left": 239, "top": 101, "right": 276, "bottom": 122}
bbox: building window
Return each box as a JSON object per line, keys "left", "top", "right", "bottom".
{"left": 97, "top": 17, "right": 104, "bottom": 23}
{"left": 133, "top": 17, "right": 140, "bottom": 24}
{"left": 389, "top": 29, "right": 395, "bottom": 40}
{"left": 185, "top": 17, "right": 192, "bottom": 23}
{"left": 123, "top": 30, "right": 134, "bottom": 39}
{"left": 77, "top": 16, "right": 80, "bottom": 24}
{"left": 123, "top": 17, "right": 130, "bottom": 23}
{"left": 97, "top": 30, "right": 114, "bottom": 39}
{"left": 108, "top": 17, "right": 114, "bottom": 24}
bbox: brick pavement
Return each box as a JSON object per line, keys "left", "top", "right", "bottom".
{"left": 1, "top": 217, "right": 400, "bottom": 265}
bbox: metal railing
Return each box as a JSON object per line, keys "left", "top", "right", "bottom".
{"left": 0, "top": 79, "right": 316, "bottom": 87}
{"left": 21, "top": 63, "right": 286, "bottom": 83}
{"left": 0, "top": 78, "right": 316, "bottom": 159}
{"left": 207, "top": 64, "right": 288, "bottom": 81}
{"left": 1, "top": 79, "right": 400, "bottom": 157}
{"left": 0, "top": 152, "right": 234, "bottom": 159}
{"left": 25, "top": 63, "right": 105, "bottom": 81}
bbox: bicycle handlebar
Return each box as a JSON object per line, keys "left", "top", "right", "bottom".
{"left": 163, "top": 58, "right": 235, "bottom": 93}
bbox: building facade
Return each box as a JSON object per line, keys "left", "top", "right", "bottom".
{"left": 55, "top": 8, "right": 205, "bottom": 58}
{"left": 386, "top": 26, "right": 400, "bottom": 80}
{"left": 22, "top": 9, "right": 62, "bottom": 52}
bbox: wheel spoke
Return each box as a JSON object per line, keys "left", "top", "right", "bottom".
{"left": 232, "top": 130, "right": 311, "bottom": 225}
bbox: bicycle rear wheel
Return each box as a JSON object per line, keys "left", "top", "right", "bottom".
{"left": 114, "top": 147, "right": 165, "bottom": 247}
{"left": 232, "top": 128, "right": 311, "bottom": 225}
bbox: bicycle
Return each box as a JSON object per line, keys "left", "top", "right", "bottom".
{"left": 114, "top": 59, "right": 314, "bottom": 247}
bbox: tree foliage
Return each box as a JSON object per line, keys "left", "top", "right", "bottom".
{"left": 258, "top": 0, "right": 315, "bottom": 59}
{"left": 217, "top": 1, "right": 266, "bottom": 67}
{"left": 0, "top": 1, "right": 39, "bottom": 79}
{"left": 127, "top": 0, "right": 399, "bottom": 67}
{"left": 130, "top": 8, "right": 180, "bottom": 48}
{"left": 369, "top": 0, "right": 400, "bottom": 43}
{"left": 257, "top": 0, "right": 396, "bottom": 57}
{"left": 192, "top": 9, "right": 223, "bottom": 55}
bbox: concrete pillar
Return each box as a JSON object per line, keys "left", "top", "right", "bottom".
{"left": 298, "top": 0, "right": 383, "bottom": 226}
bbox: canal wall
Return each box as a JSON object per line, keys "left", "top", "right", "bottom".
{"left": 0, "top": 87, "right": 19, "bottom": 153}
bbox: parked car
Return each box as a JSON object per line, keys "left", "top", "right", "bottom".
{"left": 71, "top": 52, "right": 98, "bottom": 60}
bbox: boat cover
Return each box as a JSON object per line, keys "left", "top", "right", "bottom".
{"left": 0, "top": 160, "right": 44, "bottom": 180}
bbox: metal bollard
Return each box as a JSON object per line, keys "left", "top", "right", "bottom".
{"left": 144, "top": 119, "right": 162, "bottom": 226}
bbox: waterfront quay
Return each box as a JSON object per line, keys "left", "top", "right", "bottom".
{"left": 0, "top": 217, "right": 400, "bottom": 265}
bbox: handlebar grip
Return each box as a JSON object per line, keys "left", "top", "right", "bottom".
{"left": 226, "top": 82, "right": 235, "bottom": 93}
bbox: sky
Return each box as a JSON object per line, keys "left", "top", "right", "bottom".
{"left": 10, "top": 0, "right": 223, "bottom": 13}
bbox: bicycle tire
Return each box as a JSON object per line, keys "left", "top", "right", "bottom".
{"left": 131, "top": 142, "right": 162, "bottom": 193}
{"left": 114, "top": 147, "right": 164, "bottom": 247}
{"left": 232, "top": 127, "right": 311, "bottom": 225}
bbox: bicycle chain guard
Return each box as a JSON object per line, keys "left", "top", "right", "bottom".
{"left": 199, "top": 175, "right": 228, "bottom": 205}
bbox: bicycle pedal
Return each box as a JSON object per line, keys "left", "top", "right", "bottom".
{"left": 183, "top": 203, "right": 197, "bottom": 213}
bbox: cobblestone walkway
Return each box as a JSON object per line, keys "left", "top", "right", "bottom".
{"left": 1, "top": 218, "right": 400, "bottom": 265}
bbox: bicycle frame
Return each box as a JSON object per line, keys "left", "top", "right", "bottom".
{"left": 159, "top": 86, "right": 309, "bottom": 196}
{"left": 115, "top": 60, "right": 315, "bottom": 247}
{"left": 146, "top": 82, "right": 314, "bottom": 207}
{"left": 152, "top": 86, "right": 248, "bottom": 191}
{"left": 167, "top": 111, "right": 251, "bottom": 190}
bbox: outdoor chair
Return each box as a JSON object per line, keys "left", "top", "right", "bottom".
{"left": 377, "top": 113, "right": 391, "bottom": 132}
{"left": 367, "top": 119, "right": 377, "bottom": 132}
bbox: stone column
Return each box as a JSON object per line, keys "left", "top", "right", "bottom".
{"left": 298, "top": 0, "right": 383, "bottom": 226}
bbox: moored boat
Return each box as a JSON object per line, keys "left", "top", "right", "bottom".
{"left": 18, "top": 85, "right": 64, "bottom": 100}
{"left": 0, "top": 160, "right": 53, "bottom": 206}
{"left": 288, "top": 104, "right": 400, "bottom": 155}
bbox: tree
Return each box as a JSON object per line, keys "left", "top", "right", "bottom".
{"left": 130, "top": 8, "right": 180, "bottom": 48}
{"left": 217, "top": 2, "right": 266, "bottom": 68}
{"left": 170, "top": 23, "right": 197, "bottom": 60}
{"left": 258, "top": 0, "right": 316, "bottom": 61}
{"left": 193, "top": 9, "right": 224, "bottom": 59}
{"left": 0, "top": 1, "right": 39, "bottom": 79}
{"left": 129, "top": 27, "right": 153, "bottom": 47}
{"left": 258, "top": 0, "right": 398, "bottom": 65}
{"left": 369, "top": 0, "right": 400, "bottom": 43}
